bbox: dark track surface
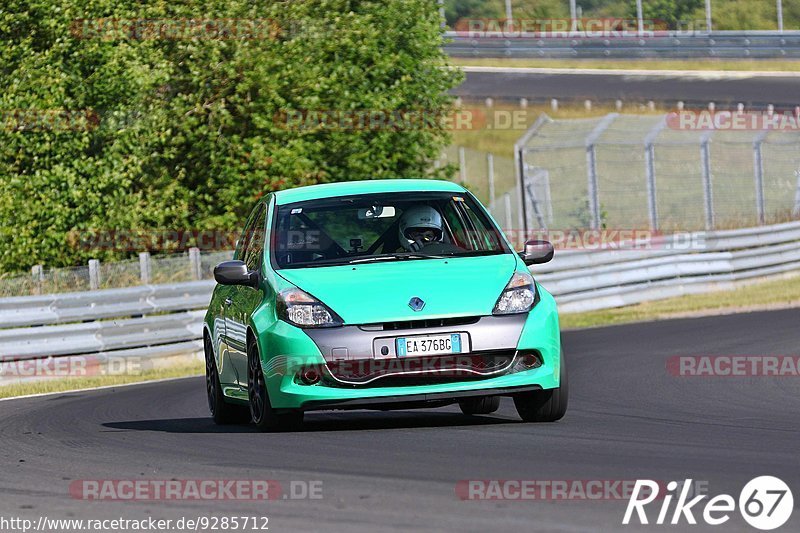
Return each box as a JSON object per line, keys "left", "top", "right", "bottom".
{"left": 455, "top": 70, "right": 800, "bottom": 108}
{"left": 1, "top": 308, "right": 799, "bottom": 532}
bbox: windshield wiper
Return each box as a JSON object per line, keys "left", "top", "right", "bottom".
{"left": 348, "top": 253, "right": 447, "bottom": 264}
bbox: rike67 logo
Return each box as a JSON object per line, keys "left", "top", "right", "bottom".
{"left": 623, "top": 477, "right": 793, "bottom": 530}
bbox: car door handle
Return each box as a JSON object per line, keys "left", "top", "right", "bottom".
{"left": 224, "top": 298, "right": 233, "bottom": 306}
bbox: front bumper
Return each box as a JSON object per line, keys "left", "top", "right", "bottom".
{"left": 258, "top": 284, "right": 561, "bottom": 410}
{"left": 299, "top": 384, "right": 543, "bottom": 411}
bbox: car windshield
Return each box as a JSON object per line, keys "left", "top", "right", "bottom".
{"left": 272, "top": 191, "right": 510, "bottom": 269}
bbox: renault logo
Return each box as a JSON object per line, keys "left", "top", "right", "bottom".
{"left": 408, "top": 297, "right": 425, "bottom": 312}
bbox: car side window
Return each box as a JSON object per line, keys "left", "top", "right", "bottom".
{"left": 242, "top": 204, "right": 267, "bottom": 271}
{"left": 460, "top": 202, "right": 501, "bottom": 251}
{"left": 442, "top": 201, "right": 472, "bottom": 250}
{"left": 234, "top": 208, "right": 256, "bottom": 261}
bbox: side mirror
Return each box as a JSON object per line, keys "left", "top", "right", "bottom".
{"left": 213, "top": 260, "right": 259, "bottom": 288}
{"left": 519, "top": 240, "right": 554, "bottom": 265}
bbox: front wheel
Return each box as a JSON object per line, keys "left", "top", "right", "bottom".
{"left": 205, "top": 334, "right": 248, "bottom": 424}
{"left": 513, "top": 350, "right": 568, "bottom": 423}
{"left": 458, "top": 395, "right": 501, "bottom": 415}
{"left": 247, "top": 335, "right": 303, "bottom": 432}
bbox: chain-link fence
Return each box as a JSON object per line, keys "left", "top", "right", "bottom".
{"left": 439, "top": 145, "right": 523, "bottom": 237}
{"left": 516, "top": 113, "right": 800, "bottom": 232}
{"left": 1, "top": 250, "right": 234, "bottom": 298}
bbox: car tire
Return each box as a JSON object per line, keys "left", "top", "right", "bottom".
{"left": 458, "top": 395, "right": 501, "bottom": 415}
{"left": 247, "top": 335, "right": 304, "bottom": 432}
{"left": 513, "top": 349, "right": 568, "bottom": 423}
{"left": 205, "top": 334, "right": 249, "bottom": 425}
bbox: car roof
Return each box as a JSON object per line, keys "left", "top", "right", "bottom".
{"left": 273, "top": 179, "right": 466, "bottom": 205}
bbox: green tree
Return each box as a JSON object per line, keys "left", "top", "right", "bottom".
{"left": 0, "top": 0, "right": 461, "bottom": 271}
{"left": 626, "top": 0, "right": 705, "bottom": 29}
{"left": 706, "top": 0, "right": 778, "bottom": 30}
{"left": 444, "top": 0, "right": 504, "bottom": 27}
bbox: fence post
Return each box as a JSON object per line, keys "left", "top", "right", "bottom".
{"left": 753, "top": 131, "right": 768, "bottom": 225}
{"left": 586, "top": 147, "right": 601, "bottom": 229}
{"left": 31, "top": 265, "right": 44, "bottom": 295}
{"left": 503, "top": 192, "right": 513, "bottom": 236}
{"left": 521, "top": 164, "right": 547, "bottom": 231}
{"left": 585, "top": 113, "right": 619, "bottom": 230}
{"left": 794, "top": 169, "right": 800, "bottom": 217}
{"left": 458, "top": 147, "right": 467, "bottom": 184}
{"left": 636, "top": 0, "right": 644, "bottom": 36}
{"left": 644, "top": 144, "right": 659, "bottom": 230}
{"left": 644, "top": 116, "right": 668, "bottom": 231}
{"left": 542, "top": 170, "right": 554, "bottom": 224}
{"left": 139, "top": 252, "right": 152, "bottom": 284}
{"left": 487, "top": 153, "right": 496, "bottom": 206}
{"left": 88, "top": 259, "right": 100, "bottom": 290}
{"left": 189, "top": 247, "right": 202, "bottom": 280}
{"left": 515, "top": 145, "right": 527, "bottom": 234}
{"left": 514, "top": 114, "right": 554, "bottom": 235}
{"left": 700, "top": 132, "right": 715, "bottom": 230}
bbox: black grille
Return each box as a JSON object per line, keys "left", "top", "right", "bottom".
{"left": 364, "top": 316, "right": 480, "bottom": 332}
{"left": 321, "top": 350, "right": 516, "bottom": 388}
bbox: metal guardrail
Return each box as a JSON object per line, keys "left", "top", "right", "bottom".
{"left": 0, "top": 220, "right": 798, "bottom": 363}
{"left": 536, "top": 221, "right": 800, "bottom": 312}
{"left": 0, "top": 281, "right": 213, "bottom": 360}
{"left": 444, "top": 31, "right": 800, "bottom": 59}
{"left": 0, "top": 280, "right": 214, "bottom": 329}
{"left": 0, "top": 311, "right": 205, "bottom": 360}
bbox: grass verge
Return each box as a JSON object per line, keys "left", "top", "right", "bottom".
{"left": 449, "top": 102, "right": 660, "bottom": 158}
{"left": 0, "top": 360, "right": 204, "bottom": 400}
{"left": 559, "top": 273, "right": 800, "bottom": 330}
{"left": 451, "top": 58, "right": 800, "bottom": 73}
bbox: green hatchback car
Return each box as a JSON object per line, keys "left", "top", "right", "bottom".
{"left": 204, "top": 179, "right": 566, "bottom": 431}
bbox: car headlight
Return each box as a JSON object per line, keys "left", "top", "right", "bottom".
{"left": 492, "top": 271, "right": 538, "bottom": 315}
{"left": 277, "top": 288, "right": 343, "bottom": 328}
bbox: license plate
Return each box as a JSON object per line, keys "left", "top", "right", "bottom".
{"left": 396, "top": 333, "right": 462, "bottom": 357}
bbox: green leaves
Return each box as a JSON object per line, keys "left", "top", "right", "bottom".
{"left": 0, "top": 0, "right": 460, "bottom": 271}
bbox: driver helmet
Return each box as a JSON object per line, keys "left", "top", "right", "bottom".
{"left": 398, "top": 205, "right": 444, "bottom": 251}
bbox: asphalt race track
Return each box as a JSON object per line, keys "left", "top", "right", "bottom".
{"left": 1, "top": 308, "right": 798, "bottom": 532}
{"left": 455, "top": 69, "right": 800, "bottom": 109}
